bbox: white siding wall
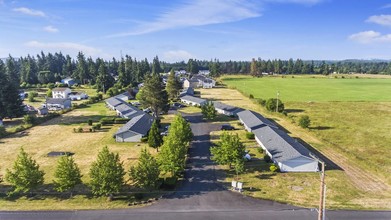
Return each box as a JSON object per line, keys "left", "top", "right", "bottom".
{"left": 116, "top": 131, "right": 142, "bottom": 142}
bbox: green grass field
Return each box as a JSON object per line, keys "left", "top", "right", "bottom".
{"left": 223, "top": 75, "right": 391, "bottom": 102}
{"left": 202, "top": 75, "right": 391, "bottom": 209}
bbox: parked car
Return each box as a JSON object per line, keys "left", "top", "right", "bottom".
{"left": 221, "top": 124, "right": 235, "bottom": 130}
{"left": 160, "top": 131, "right": 168, "bottom": 136}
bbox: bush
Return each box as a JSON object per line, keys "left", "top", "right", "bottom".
{"left": 100, "top": 117, "right": 115, "bottom": 125}
{"left": 257, "top": 147, "right": 264, "bottom": 154}
{"left": 15, "top": 125, "right": 25, "bottom": 132}
{"left": 140, "top": 137, "right": 148, "bottom": 143}
{"left": 87, "top": 119, "right": 93, "bottom": 126}
{"left": 0, "top": 126, "right": 7, "bottom": 137}
{"left": 160, "top": 177, "right": 177, "bottom": 190}
{"left": 97, "top": 93, "right": 103, "bottom": 100}
{"left": 47, "top": 83, "right": 55, "bottom": 89}
{"left": 23, "top": 115, "right": 36, "bottom": 125}
{"left": 46, "top": 89, "right": 52, "bottom": 98}
{"left": 264, "top": 154, "right": 271, "bottom": 163}
{"left": 245, "top": 132, "right": 255, "bottom": 139}
{"left": 77, "top": 127, "right": 83, "bottom": 133}
{"left": 95, "top": 123, "right": 102, "bottom": 130}
{"left": 265, "top": 98, "right": 284, "bottom": 113}
{"left": 269, "top": 164, "right": 279, "bottom": 172}
{"left": 298, "top": 115, "right": 311, "bottom": 128}
{"left": 134, "top": 193, "right": 144, "bottom": 200}
{"left": 249, "top": 94, "right": 254, "bottom": 99}
{"left": 28, "top": 91, "right": 38, "bottom": 102}
{"left": 114, "top": 118, "right": 130, "bottom": 124}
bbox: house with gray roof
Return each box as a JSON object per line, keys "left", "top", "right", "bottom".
{"left": 105, "top": 97, "right": 125, "bottom": 110}
{"left": 253, "top": 126, "right": 319, "bottom": 172}
{"left": 179, "top": 87, "right": 194, "bottom": 97}
{"left": 115, "top": 91, "right": 133, "bottom": 101}
{"left": 44, "top": 98, "right": 72, "bottom": 110}
{"left": 115, "top": 113, "right": 154, "bottom": 142}
{"left": 213, "top": 101, "right": 243, "bottom": 116}
{"left": 237, "top": 110, "right": 276, "bottom": 132}
{"left": 183, "top": 78, "right": 199, "bottom": 88}
{"left": 115, "top": 103, "right": 144, "bottom": 119}
{"left": 180, "top": 95, "right": 207, "bottom": 106}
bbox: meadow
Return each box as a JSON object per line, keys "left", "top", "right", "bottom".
{"left": 200, "top": 75, "right": 391, "bottom": 209}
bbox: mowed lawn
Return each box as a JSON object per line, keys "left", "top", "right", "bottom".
{"left": 223, "top": 75, "right": 391, "bottom": 102}
{"left": 200, "top": 77, "right": 391, "bottom": 209}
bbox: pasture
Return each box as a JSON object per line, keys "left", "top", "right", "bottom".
{"left": 200, "top": 76, "right": 391, "bottom": 209}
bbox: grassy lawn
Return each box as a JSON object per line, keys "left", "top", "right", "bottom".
{"left": 0, "top": 101, "right": 160, "bottom": 210}
{"left": 200, "top": 77, "right": 391, "bottom": 210}
{"left": 178, "top": 106, "right": 202, "bottom": 114}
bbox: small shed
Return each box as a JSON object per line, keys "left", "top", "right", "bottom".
{"left": 45, "top": 98, "right": 72, "bottom": 110}
{"left": 37, "top": 107, "right": 48, "bottom": 115}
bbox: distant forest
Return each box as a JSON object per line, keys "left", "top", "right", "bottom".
{"left": 1, "top": 52, "right": 391, "bottom": 89}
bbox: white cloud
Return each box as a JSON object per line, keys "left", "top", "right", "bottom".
{"left": 107, "top": 0, "right": 261, "bottom": 37}
{"left": 25, "top": 41, "right": 103, "bottom": 56}
{"left": 266, "top": 0, "right": 323, "bottom": 5}
{"left": 163, "top": 50, "right": 195, "bottom": 62}
{"left": 349, "top": 31, "right": 391, "bottom": 44}
{"left": 381, "top": 4, "right": 391, "bottom": 9}
{"left": 366, "top": 15, "right": 391, "bottom": 27}
{"left": 13, "top": 7, "right": 46, "bottom": 17}
{"left": 43, "top": 25, "right": 59, "bottom": 33}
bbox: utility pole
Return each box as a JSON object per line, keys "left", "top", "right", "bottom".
{"left": 276, "top": 91, "right": 280, "bottom": 112}
{"left": 318, "top": 161, "right": 326, "bottom": 220}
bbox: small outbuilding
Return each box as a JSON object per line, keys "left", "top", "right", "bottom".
{"left": 37, "top": 107, "right": 48, "bottom": 115}
{"left": 44, "top": 98, "right": 72, "bottom": 110}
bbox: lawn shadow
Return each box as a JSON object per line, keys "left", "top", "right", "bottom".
{"left": 285, "top": 109, "right": 305, "bottom": 113}
{"left": 310, "top": 126, "right": 333, "bottom": 130}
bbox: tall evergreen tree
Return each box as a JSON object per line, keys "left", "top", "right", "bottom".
{"left": 250, "top": 58, "right": 260, "bottom": 77}
{"left": 75, "top": 52, "right": 88, "bottom": 84}
{"left": 5, "top": 148, "right": 45, "bottom": 194}
{"left": 96, "top": 60, "right": 114, "bottom": 93}
{"left": 165, "top": 69, "right": 182, "bottom": 100}
{"left": 148, "top": 120, "right": 163, "bottom": 152}
{"left": 130, "top": 148, "right": 160, "bottom": 190}
{"left": 89, "top": 146, "right": 125, "bottom": 196}
{"left": 53, "top": 156, "right": 82, "bottom": 194}
{"left": 151, "top": 56, "right": 162, "bottom": 75}
{"left": 139, "top": 74, "right": 169, "bottom": 116}
{"left": 209, "top": 60, "right": 221, "bottom": 77}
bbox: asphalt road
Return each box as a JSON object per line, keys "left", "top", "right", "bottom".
{"left": 0, "top": 112, "right": 390, "bottom": 220}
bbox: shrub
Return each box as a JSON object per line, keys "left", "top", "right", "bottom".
{"left": 265, "top": 98, "right": 284, "bottom": 113}
{"left": 257, "top": 147, "right": 264, "bottom": 154}
{"left": 87, "top": 119, "right": 93, "bottom": 126}
{"left": 97, "top": 93, "right": 103, "bottom": 100}
{"left": 249, "top": 94, "right": 254, "bottom": 99}
{"left": 245, "top": 132, "right": 255, "bottom": 139}
{"left": 95, "top": 123, "right": 102, "bottom": 130}
{"left": 298, "top": 115, "right": 311, "bottom": 128}
{"left": 269, "top": 164, "right": 279, "bottom": 172}
{"left": 0, "top": 126, "right": 7, "bottom": 137}
{"left": 264, "top": 155, "right": 271, "bottom": 163}
{"left": 47, "top": 83, "right": 55, "bottom": 89}
{"left": 255, "top": 98, "right": 266, "bottom": 107}
{"left": 28, "top": 91, "right": 38, "bottom": 102}
{"left": 140, "top": 137, "right": 148, "bottom": 143}
{"left": 77, "top": 127, "right": 83, "bottom": 133}
{"left": 23, "top": 115, "right": 36, "bottom": 125}
{"left": 114, "top": 118, "right": 130, "bottom": 124}
{"left": 100, "top": 117, "right": 115, "bottom": 125}
{"left": 15, "top": 125, "right": 25, "bottom": 132}
{"left": 134, "top": 193, "right": 144, "bottom": 200}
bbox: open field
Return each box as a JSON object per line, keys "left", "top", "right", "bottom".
{"left": 200, "top": 81, "right": 391, "bottom": 209}
{"left": 0, "top": 101, "right": 160, "bottom": 210}
{"left": 222, "top": 75, "right": 391, "bottom": 102}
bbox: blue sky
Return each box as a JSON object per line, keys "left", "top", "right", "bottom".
{"left": 1, "top": 0, "right": 391, "bottom": 62}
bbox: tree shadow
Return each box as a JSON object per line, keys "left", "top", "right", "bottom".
{"left": 285, "top": 109, "right": 305, "bottom": 113}
{"left": 310, "top": 126, "right": 333, "bottom": 130}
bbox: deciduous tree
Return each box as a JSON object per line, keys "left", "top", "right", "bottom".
{"left": 53, "top": 156, "right": 82, "bottom": 195}
{"left": 166, "top": 69, "right": 182, "bottom": 100}
{"left": 130, "top": 148, "right": 160, "bottom": 190}
{"left": 201, "top": 101, "right": 217, "bottom": 120}
{"left": 210, "top": 132, "right": 245, "bottom": 170}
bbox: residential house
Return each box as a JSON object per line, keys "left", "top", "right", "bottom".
{"left": 190, "top": 74, "right": 216, "bottom": 88}
{"left": 183, "top": 78, "right": 199, "bottom": 88}
{"left": 180, "top": 95, "right": 207, "bottom": 106}
{"left": 61, "top": 78, "right": 76, "bottom": 87}
{"left": 44, "top": 98, "right": 72, "bottom": 110}
{"left": 52, "top": 87, "right": 72, "bottom": 99}
{"left": 69, "top": 92, "right": 88, "bottom": 101}
{"left": 115, "top": 91, "right": 133, "bottom": 101}
{"left": 213, "top": 101, "right": 243, "bottom": 116}
{"left": 179, "top": 87, "right": 194, "bottom": 97}
{"left": 115, "top": 113, "right": 154, "bottom": 142}
{"left": 253, "top": 125, "right": 319, "bottom": 172}
{"left": 115, "top": 103, "right": 144, "bottom": 119}
{"left": 105, "top": 97, "right": 125, "bottom": 110}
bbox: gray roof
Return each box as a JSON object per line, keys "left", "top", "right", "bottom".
{"left": 253, "top": 125, "right": 315, "bottom": 163}
{"left": 180, "top": 95, "right": 206, "bottom": 104}
{"left": 115, "top": 91, "right": 133, "bottom": 100}
{"left": 179, "top": 87, "right": 194, "bottom": 97}
{"left": 46, "top": 98, "right": 70, "bottom": 105}
{"left": 115, "top": 113, "right": 154, "bottom": 136}
{"left": 116, "top": 103, "right": 144, "bottom": 118}
{"left": 213, "top": 101, "right": 243, "bottom": 114}
{"left": 106, "top": 97, "right": 125, "bottom": 107}
{"left": 237, "top": 110, "right": 276, "bottom": 130}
